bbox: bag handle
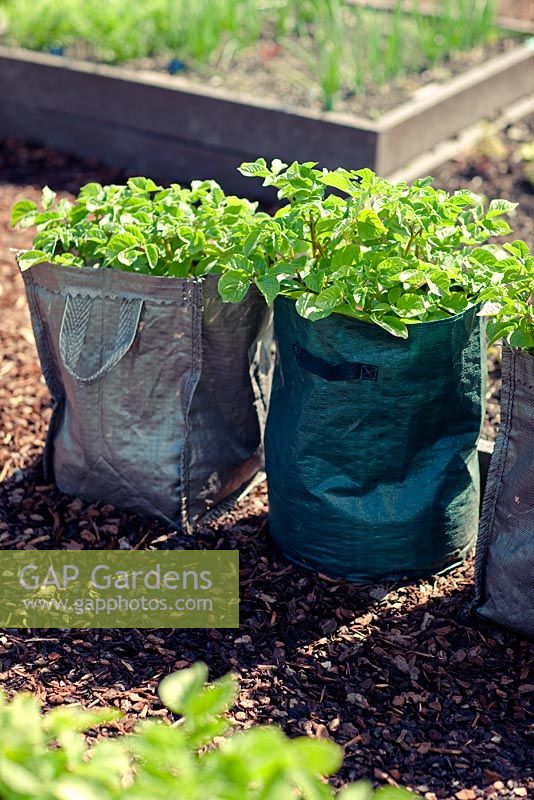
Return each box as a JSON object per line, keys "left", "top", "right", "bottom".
{"left": 59, "top": 294, "right": 144, "bottom": 385}
{"left": 293, "top": 344, "right": 378, "bottom": 382}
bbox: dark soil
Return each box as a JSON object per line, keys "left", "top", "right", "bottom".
{"left": 124, "top": 36, "right": 521, "bottom": 122}
{"left": 0, "top": 129, "right": 533, "bottom": 799}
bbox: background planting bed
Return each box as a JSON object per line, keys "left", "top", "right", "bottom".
{"left": 0, "top": 41, "right": 533, "bottom": 195}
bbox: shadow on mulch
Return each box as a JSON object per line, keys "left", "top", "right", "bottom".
{"left": 0, "top": 460, "right": 533, "bottom": 797}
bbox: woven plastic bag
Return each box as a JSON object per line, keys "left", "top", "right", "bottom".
{"left": 23, "top": 263, "right": 273, "bottom": 530}
{"left": 475, "top": 347, "right": 534, "bottom": 637}
{"left": 266, "top": 297, "right": 484, "bottom": 582}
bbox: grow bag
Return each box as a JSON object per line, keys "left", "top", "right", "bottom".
{"left": 475, "top": 347, "right": 534, "bottom": 637}
{"left": 266, "top": 297, "right": 484, "bottom": 581}
{"left": 23, "top": 263, "right": 273, "bottom": 530}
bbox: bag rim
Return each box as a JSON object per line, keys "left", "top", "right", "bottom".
{"left": 274, "top": 294, "right": 481, "bottom": 337}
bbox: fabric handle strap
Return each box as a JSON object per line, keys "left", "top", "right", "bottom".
{"left": 293, "top": 344, "right": 378, "bottom": 382}
{"left": 59, "top": 294, "right": 144, "bottom": 386}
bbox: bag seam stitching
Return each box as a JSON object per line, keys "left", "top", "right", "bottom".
{"left": 474, "top": 347, "right": 516, "bottom": 605}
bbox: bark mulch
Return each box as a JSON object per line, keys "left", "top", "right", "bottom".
{"left": 0, "top": 131, "right": 533, "bottom": 800}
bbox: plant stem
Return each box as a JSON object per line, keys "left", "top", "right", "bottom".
{"left": 403, "top": 226, "right": 421, "bottom": 257}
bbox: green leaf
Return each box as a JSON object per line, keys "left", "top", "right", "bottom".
{"left": 356, "top": 209, "right": 387, "bottom": 240}
{"left": 352, "top": 168, "right": 375, "bottom": 188}
{"left": 117, "top": 249, "right": 139, "bottom": 267}
{"left": 226, "top": 726, "right": 289, "bottom": 772}
{"left": 316, "top": 285, "right": 344, "bottom": 310}
{"left": 107, "top": 232, "right": 141, "bottom": 255}
{"left": 486, "top": 198, "right": 518, "bottom": 218}
{"left": 304, "top": 269, "right": 327, "bottom": 293}
{"left": 127, "top": 176, "right": 162, "bottom": 193}
{"left": 123, "top": 224, "right": 145, "bottom": 243}
{"left": 45, "top": 706, "right": 122, "bottom": 737}
{"left": 377, "top": 257, "right": 406, "bottom": 285}
{"left": 255, "top": 274, "right": 280, "bottom": 305}
{"left": 11, "top": 199, "right": 37, "bottom": 226}
{"left": 503, "top": 240, "right": 530, "bottom": 259}
{"left": 290, "top": 737, "right": 342, "bottom": 776}
{"left": 145, "top": 243, "right": 159, "bottom": 269}
{"left": 54, "top": 254, "right": 83, "bottom": 267}
{"left": 412, "top": 176, "right": 433, "bottom": 188}
{"left": 449, "top": 190, "right": 483, "bottom": 208}
{"left": 17, "top": 250, "right": 49, "bottom": 271}
{"left": 374, "top": 787, "right": 423, "bottom": 800}
{"left": 486, "top": 319, "right": 516, "bottom": 344}
{"left": 270, "top": 158, "right": 288, "bottom": 176}
{"left": 370, "top": 313, "right": 409, "bottom": 339}
{"left": 319, "top": 171, "right": 354, "bottom": 195}
{"left": 0, "top": 761, "right": 41, "bottom": 794}
{"left": 399, "top": 269, "right": 426, "bottom": 289}
{"left": 394, "top": 292, "right": 427, "bottom": 318}
{"left": 469, "top": 248, "right": 498, "bottom": 267}
{"left": 426, "top": 271, "right": 449, "bottom": 295}
{"left": 337, "top": 781, "right": 374, "bottom": 800}
{"left": 55, "top": 778, "right": 107, "bottom": 800}
{"left": 188, "top": 672, "right": 238, "bottom": 719}
{"left": 289, "top": 768, "right": 333, "bottom": 800}
{"left": 295, "top": 292, "right": 331, "bottom": 321}
{"left": 439, "top": 293, "right": 469, "bottom": 315}
{"left": 484, "top": 218, "right": 513, "bottom": 236}
{"left": 238, "top": 159, "right": 270, "bottom": 178}
{"left": 41, "top": 185, "right": 57, "bottom": 210}
{"left": 218, "top": 270, "right": 250, "bottom": 303}
{"left": 158, "top": 662, "right": 209, "bottom": 716}
{"left": 332, "top": 244, "right": 360, "bottom": 268}
{"left": 243, "top": 229, "right": 261, "bottom": 257}
{"left": 79, "top": 182, "right": 103, "bottom": 198}
{"left": 509, "top": 324, "right": 534, "bottom": 350}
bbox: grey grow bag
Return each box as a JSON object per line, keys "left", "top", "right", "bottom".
{"left": 475, "top": 347, "right": 534, "bottom": 637}
{"left": 23, "top": 263, "right": 273, "bottom": 531}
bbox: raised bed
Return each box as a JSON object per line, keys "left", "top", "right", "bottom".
{"left": 0, "top": 38, "right": 533, "bottom": 195}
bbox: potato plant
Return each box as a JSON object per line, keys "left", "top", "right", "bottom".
{"left": 12, "top": 177, "right": 269, "bottom": 280}
{"left": 0, "top": 662, "right": 417, "bottom": 800}
{"left": 13, "top": 165, "right": 532, "bottom": 345}
{"left": 479, "top": 239, "right": 534, "bottom": 351}
{"left": 218, "top": 158, "right": 525, "bottom": 339}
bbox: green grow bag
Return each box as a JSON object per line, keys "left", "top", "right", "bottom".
{"left": 265, "top": 297, "right": 485, "bottom": 581}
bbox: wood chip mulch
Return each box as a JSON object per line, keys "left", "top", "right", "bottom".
{"left": 0, "top": 133, "right": 533, "bottom": 800}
